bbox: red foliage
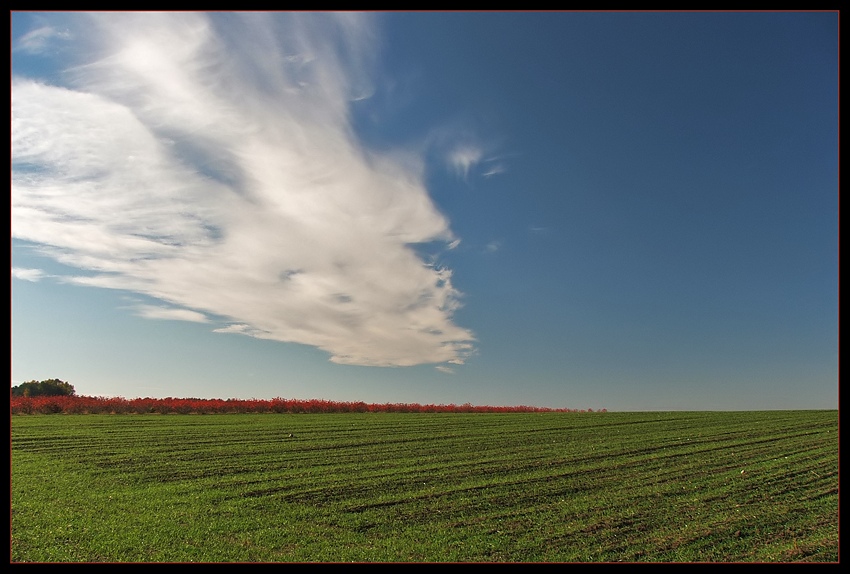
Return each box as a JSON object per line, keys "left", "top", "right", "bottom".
{"left": 10, "top": 394, "right": 602, "bottom": 415}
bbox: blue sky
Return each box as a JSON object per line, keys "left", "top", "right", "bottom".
{"left": 11, "top": 11, "right": 838, "bottom": 411}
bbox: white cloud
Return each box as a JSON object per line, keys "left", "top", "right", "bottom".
{"left": 12, "top": 267, "right": 46, "bottom": 282}
{"left": 11, "top": 12, "right": 475, "bottom": 368}
{"left": 213, "top": 324, "right": 256, "bottom": 335}
{"left": 133, "top": 305, "right": 209, "bottom": 323}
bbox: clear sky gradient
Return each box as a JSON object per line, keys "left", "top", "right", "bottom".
{"left": 11, "top": 11, "right": 838, "bottom": 411}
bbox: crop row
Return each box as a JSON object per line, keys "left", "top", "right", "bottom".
{"left": 10, "top": 395, "right": 600, "bottom": 415}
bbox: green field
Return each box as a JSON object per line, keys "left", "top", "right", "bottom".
{"left": 11, "top": 410, "right": 838, "bottom": 563}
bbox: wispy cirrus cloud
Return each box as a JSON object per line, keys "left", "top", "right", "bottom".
{"left": 12, "top": 267, "right": 47, "bottom": 282}
{"left": 445, "top": 142, "right": 509, "bottom": 182}
{"left": 448, "top": 144, "right": 484, "bottom": 181}
{"left": 132, "top": 304, "right": 210, "bottom": 323}
{"left": 14, "top": 24, "right": 71, "bottom": 55}
{"left": 425, "top": 119, "right": 506, "bottom": 183}
{"left": 11, "top": 12, "right": 475, "bottom": 368}
{"left": 480, "top": 160, "right": 507, "bottom": 178}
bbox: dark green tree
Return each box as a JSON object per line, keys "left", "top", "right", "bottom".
{"left": 11, "top": 379, "right": 76, "bottom": 397}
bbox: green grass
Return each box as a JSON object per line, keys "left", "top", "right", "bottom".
{"left": 11, "top": 411, "right": 838, "bottom": 562}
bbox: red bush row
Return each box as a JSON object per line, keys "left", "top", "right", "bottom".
{"left": 10, "top": 395, "right": 604, "bottom": 415}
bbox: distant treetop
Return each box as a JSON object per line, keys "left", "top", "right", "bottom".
{"left": 11, "top": 379, "right": 76, "bottom": 397}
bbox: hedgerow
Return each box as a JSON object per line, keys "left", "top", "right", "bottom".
{"left": 10, "top": 395, "right": 602, "bottom": 415}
